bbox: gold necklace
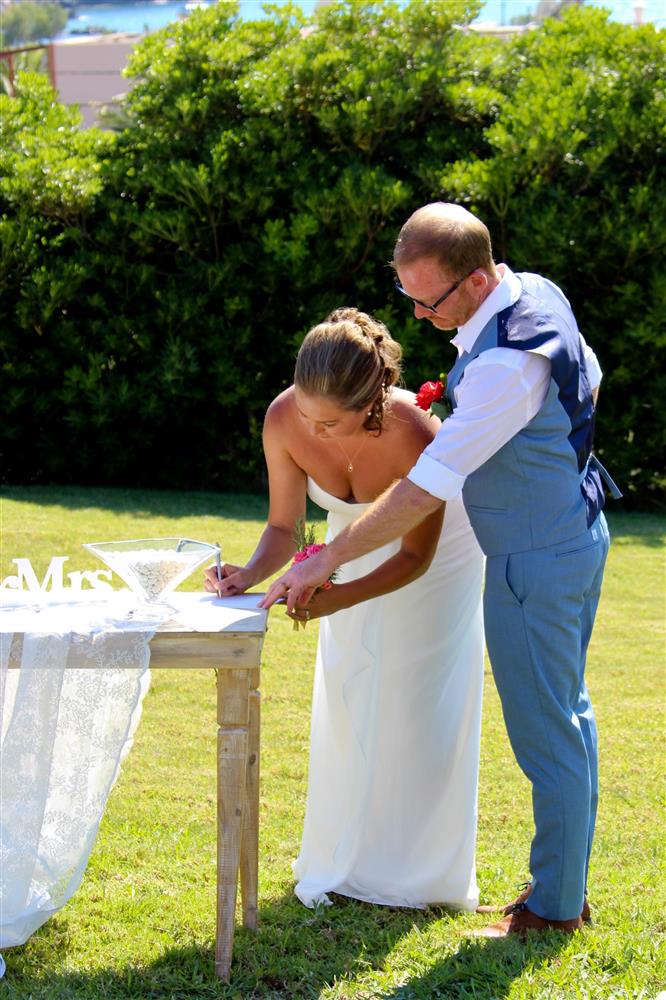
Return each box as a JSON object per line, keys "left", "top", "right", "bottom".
{"left": 334, "top": 433, "right": 368, "bottom": 474}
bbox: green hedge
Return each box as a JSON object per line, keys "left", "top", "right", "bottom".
{"left": 1, "top": 1, "right": 663, "bottom": 505}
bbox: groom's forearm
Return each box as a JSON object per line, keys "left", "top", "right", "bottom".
{"left": 326, "top": 478, "right": 443, "bottom": 570}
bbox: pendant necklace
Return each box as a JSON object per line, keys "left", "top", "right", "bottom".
{"left": 334, "top": 433, "right": 368, "bottom": 474}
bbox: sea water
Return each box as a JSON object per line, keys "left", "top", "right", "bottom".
{"left": 57, "top": 0, "right": 317, "bottom": 38}
{"left": 56, "top": 0, "right": 663, "bottom": 40}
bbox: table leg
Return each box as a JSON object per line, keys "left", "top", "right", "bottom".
{"left": 240, "top": 681, "right": 260, "bottom": 929}
{"left": 215, "top": 669, "right": 250, "bottom": 982}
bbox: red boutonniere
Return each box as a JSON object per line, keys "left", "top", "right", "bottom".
{"left": 415, "top": 374, "right": 450, "bottom": 420}
{"left": 290, "top": 519, "right": 336, "bottom": 630}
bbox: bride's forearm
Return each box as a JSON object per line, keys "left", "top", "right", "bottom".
{"left": 244, "top": 524, "right": 298, "bottom": 585}
{"left": 334, "top": 549, "right": 431, "bottom": 610}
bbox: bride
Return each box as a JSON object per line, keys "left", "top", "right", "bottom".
{"left": 205, "top": 307, "right": 484, "bottom": 910}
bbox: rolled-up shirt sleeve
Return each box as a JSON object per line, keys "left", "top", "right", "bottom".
{"left": 408, "top": 451, "right": 467, "bottom": 500}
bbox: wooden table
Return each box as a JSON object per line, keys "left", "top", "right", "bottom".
{"left": 4, "top": 592, "right": 268, "bottom": 982}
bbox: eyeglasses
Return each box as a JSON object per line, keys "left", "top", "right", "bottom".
{"left": 394, "top": 269, "right": 476, "bottom": 313}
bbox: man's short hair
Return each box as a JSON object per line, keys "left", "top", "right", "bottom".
{"left": 393, "top": 202, "right": 495, "bottom": 277}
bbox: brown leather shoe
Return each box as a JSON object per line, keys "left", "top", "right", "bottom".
{"left": 476, "top": 884, "right": 591, "bottom": 923}
{"left": 471, "top": 903, "right": 584, "bottom": 938}
{"left": 476, "top": 882, "right": 531, "bottom": 914}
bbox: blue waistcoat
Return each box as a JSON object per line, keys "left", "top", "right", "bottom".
{"left": 447, "top": 272, "right": 605, "bottom": 556}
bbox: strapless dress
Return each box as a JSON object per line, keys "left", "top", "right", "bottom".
{"left": 293, "top": 478, "right": 485, "bottom": 909}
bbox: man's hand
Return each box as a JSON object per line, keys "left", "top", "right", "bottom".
{"left": 259, "top": 547, "right": 333, "bottom": 612}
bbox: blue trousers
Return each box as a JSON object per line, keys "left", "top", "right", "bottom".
{"left": 483, "top": 513, "right": 610, "bottom": 921}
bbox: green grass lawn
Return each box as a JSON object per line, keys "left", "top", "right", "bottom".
{"left": 1, "top": 486, "right": 664, "bottom": 1000}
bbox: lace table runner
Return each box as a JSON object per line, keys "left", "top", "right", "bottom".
{"left": 0, "top": 590, "right": 267, "bottom": 955}
{"left": 0, "top": 593, "right": 163, "bottom": 951}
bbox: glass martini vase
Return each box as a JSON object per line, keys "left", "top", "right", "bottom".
{"left": 83, "top": 537, "right": 220, "bottom": 614}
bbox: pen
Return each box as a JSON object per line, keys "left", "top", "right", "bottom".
{"left": 215, "top": 542, "right": 222, "bottom": 597}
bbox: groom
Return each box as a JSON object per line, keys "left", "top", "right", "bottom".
{"left": 261, "top": 202, "right": 614, "bottom": 936}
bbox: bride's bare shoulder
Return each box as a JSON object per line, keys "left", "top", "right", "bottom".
{"left": 387, "top": 387, "right": 440, "bottom": 441}
{"left": 264, "top": 388, "right": 302, "bottom": 452}
{"left": 389, "top": 386, "right": 419, "bottom": 410}
{"left": 265, "top": 386, "right": 297, "bottom": 429}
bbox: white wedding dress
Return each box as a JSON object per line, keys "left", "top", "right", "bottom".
{"left": 293, "top": 478, "right": 485, "bottom": 911}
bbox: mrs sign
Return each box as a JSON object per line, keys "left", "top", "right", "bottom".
{"left": 1, "top": 556, "right": 113, "bottom": 594}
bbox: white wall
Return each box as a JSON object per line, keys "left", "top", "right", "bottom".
{"left": 52, "top": 33, "right": 140, "bottom": 128}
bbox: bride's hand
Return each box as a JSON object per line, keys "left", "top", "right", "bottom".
{"left": 203, "top": 563, "right": 255, "bottom": 597}
{"left": 285, "top": 585, "right": 345, "bottom": 625}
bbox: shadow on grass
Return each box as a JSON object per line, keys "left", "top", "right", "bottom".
{"left": 0, "top": 484, "right": 270, "bottom": 522}
{"left": 376, "top": 934, "right": 571, "bottom": 1000}
{"left": 2, "top": 487, "right": 662, "bottom": 541}
{"left": 0, "top": 485, "right": 328, "bottom": 526}
{"left": 604, "top": 510, "right": 665, "bottom": 547}
{"left": 3, "top": 893, "right": 571, "bottom": 1000}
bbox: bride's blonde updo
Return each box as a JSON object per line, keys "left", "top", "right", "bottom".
{"left": 294, "top": 307, "right": 403, "bottom": 433}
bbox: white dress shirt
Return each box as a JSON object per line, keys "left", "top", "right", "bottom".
{"left": 407, "top": 265, "right": 602, "bottom": 502}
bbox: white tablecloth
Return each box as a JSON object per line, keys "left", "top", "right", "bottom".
{"left": 0, "top": 590, "right": 266, "bottom": 647}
